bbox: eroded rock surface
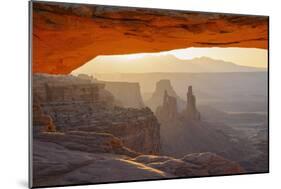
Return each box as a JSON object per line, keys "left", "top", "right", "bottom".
{"left": 33, "top": 140, "right": 243, "bottom": 187}
{"left": 33, "top": 74, "right": 161, "bottom": 154}
{"left": 181, "top": 152, "right": 244, "bottom": 175}
{"left": 32, "top": 2, "right": 268, "bottom": 74}
{"left": 33, "top": 103, "right": 56, "bottom": 134}
{"left": 32, "top": 140, "right": 169, "bottom": 187}
{"left": 36, "top": 131, "right": 139, "bottom": 157}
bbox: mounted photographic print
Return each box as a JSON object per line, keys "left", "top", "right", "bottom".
{"left": 29, "top": 0, "right": 269, "bottom": 188}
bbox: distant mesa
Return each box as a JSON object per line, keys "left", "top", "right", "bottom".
{"left": 155, "top": 83, "right": 201, "bottom": 122}
{"left": 33, "top": 73, "right": 136, "bottom": 109}
{"left": 153, "top": 80, "right": 178, "bottom": 97}
{"left": 146, "top": 79, "right": 185, "bottom": 112}
{"left": 69, "top": 73, "right": 145, "bottom": 109}
{"left": 44, "top": 83, "right": 101, "bottom": 104}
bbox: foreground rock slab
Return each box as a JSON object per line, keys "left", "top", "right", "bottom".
{"left": 32, "top": 140, "right": 170, "bottom": 187}
{"left": 33, "top": 140, "right": 244, "bottom": 187}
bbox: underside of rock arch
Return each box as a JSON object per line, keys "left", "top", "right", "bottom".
{"left": 32, "top": 2, "right": 268, "bottom": 74}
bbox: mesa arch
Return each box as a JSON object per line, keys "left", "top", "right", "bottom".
{"left": 32, "top": 2, "right": 268, "bottom": 74}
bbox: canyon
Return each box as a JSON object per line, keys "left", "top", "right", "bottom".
{"left": 30, "top": 2, "right": 268, "bottom": 187}
{"left": 33, "top": 74, "right": 160, "bottom": 154}
{"left": 32, "top": 74, "right": 245, "bottom": 187}
{"left": 95, "top": 72, "right": 268, "bottom": 113}
{"left": 150, "top": 79, "right": 267, "bottom": 172}
{"left": 33, "top": 140, "right": 243, "bottom": 187}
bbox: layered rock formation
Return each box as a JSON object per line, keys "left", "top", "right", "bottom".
{"left": 134, "top": 152, "right": 244, "bottom": 177}
{"left": 33, "top": 73, "right": 146, "bottom": 108}
{"left": 36, "top": 131, "right": 139, "bottom": 157}
{"left": 33, "top": 74, "right": 160, "bottom": 154}
{"left": 32, "top": 2, "right": 268, "bottom": 74}
{"left": 33, "top": 87, "right": 57, "bottom": 134}
{"left": 33, "top": 103, "right": 56, "bottom": 134}
{"left": 33, "top": 74, "right": 105, "bottom": 104}
{"left": 65, "top": 106, "right": 161, "bottom": 154}
{"left": 44, "top": 83, "right": 100, "bottom": 104}
{"left": 101, "top": 81, "right": 145, "bottom": 109}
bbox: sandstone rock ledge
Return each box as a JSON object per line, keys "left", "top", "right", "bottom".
{"left": 134, "top": 153, "right": 244, "bottom": 177}
{"left": 33, "top": 73, "right": 161, "bottom": 155}
{"left": 33, "top": 139, "right": 244, "bottom": 188}
{"left": 36, "top": 131, "right": 140, "bottom": 157}
{"left": 33, "top": 140, "right": 169, "bottom": 187}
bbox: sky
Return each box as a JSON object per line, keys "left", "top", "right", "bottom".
{"left": 72, "top": 47, "right": 268, "bottom": 74}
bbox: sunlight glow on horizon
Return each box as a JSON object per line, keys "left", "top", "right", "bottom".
{"left": 104, "top": 47, "right": 268, "bottom": 68}
{"left": 71, "top": 47, "right": 268, "bottom": 75}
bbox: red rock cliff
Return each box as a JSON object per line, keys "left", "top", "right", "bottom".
{"left": 32, "top": 2, "right": 268, "bottom": 74}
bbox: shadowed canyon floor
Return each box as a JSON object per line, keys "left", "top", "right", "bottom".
{"left": 151, "top": 78, "right": 268, "bottom": 172}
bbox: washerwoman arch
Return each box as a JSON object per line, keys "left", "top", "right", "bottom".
{"left": 32, "top": 2, "right": 269, "bottom": 74}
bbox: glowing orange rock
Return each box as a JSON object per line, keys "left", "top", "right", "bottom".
{"left": 32, "top": 2, "right": 268, "bottom": 74}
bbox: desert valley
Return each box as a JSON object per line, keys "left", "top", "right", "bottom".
{"left": 32, "top": 55, "right": 268, "bottom": 187}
